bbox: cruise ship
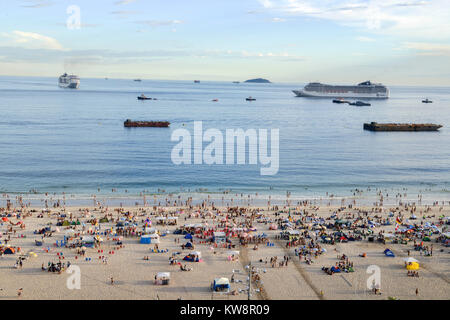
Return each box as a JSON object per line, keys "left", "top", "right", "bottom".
{"left": 293, "top": 81, "right": 389, "bottom": 99}
{"left": 58, "top": 73, "right": 80, "bottom": 89}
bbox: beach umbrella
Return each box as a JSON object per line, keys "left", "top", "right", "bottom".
{"left": 403, "top": 257, "right": 419, "bottom": 263}
{"left": 406, "top": 262, "right": 420, "bottom": 270}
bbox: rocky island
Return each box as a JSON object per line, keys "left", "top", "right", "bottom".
{"left": 244, "top": 78, "right": 271, "bottom": 83}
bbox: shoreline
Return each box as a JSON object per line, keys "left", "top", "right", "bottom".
{"left": 2, "top": 187, "right": 450, "bottom": 208}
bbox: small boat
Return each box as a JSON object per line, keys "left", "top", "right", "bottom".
{"left": 246, "top": 96, "right": 256, "bottom": 101}
{"left": 332, "top": 98, "right": 350, "bottom": 104}
{"left": 422, "top": 98, "right": 433, "bottom": 103}
{"left": 349, "top": 101, "right": 371, "bottom": 106}
{"left": 194, "top": 80, "right": 200, "bottom": 83}
{"left": 134, "top": 79, "right": 142, "bottom": 82}
{"left": 232, "top": 81, "right": 240, "bottom": 84}
{"left": 124, "top": 119, "right": 170, "bottom": 127}
{"left": 212, "top": 99, "right": 219, "bottom": 102}
{"left": 137, "top": 94, "right": 152, "bottom": 100}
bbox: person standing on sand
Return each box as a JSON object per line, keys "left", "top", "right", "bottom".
{"left": 17, "top": 288, "right": 23, "bottom": 297}
{"left": 416, "top": 288, "right": 419, "bottom": 296}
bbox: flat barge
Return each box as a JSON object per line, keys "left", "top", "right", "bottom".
{"left": 124, "top": 119, "right": 170, "bottom": 127}
{"left": 364, "top": 122, "right": 442, "bottom": 132}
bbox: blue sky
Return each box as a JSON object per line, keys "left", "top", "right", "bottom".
{"left": 0, "top": 0, "right": 449, "bottom": 85}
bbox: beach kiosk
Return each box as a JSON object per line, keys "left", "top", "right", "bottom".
{"left": 155, "top": 217, "right": 166, "bottom": 225}
{"left": 140, "top": 233, "right": 160, "bottom": 244}
{"left": 155, "top": 272, "right": 170, "bottom": 285}
{"left": 167, "top": 217, "right": 178, "bottom": 226}
{"left": 81, "top": 236, "right": 95, "bottom": 248}
{"left": 183, "top": 251, "right": 202, "bottom": 262}
{"left": 287, "top": 230, "right": 300, "bottom": 241}
{"left": 213, "top": 231, "right": 226, "bottom": 244}
{"left": 211, "top": 278, "right": 230, "bottom": 292}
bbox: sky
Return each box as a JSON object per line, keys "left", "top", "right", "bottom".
{"left": 0, "top": 0, "right": 449, "bottom": 85}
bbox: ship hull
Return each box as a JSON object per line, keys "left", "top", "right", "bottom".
{"left": 364, "top": 123, "right": 442, "bottom": 132}
{"left": 124, "top": 120, "right": 170, "bottom": 128}
{"left": 59, "top": 80, "right": 80, "bottom": 89}
{"left": 293, "top": 89, "right": 388, "bottom": 99}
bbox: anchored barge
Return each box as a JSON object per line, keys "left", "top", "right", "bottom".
{"left": 364, "top": 122, "right": 442, "bottom": 132}
{"left": 124, "top": 119, "right": 170, "bottom": 127}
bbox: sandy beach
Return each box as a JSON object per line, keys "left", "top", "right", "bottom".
{"left": 0, "top": 199, "right": 449, "bottom": 300}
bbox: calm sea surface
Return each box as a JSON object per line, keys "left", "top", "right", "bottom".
{"left": 0, "top": 76, "right": 449, "bottom": 204}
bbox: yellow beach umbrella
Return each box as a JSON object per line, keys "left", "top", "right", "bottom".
{"left": 406, "top": 262, "right": 419, "bottom": 270}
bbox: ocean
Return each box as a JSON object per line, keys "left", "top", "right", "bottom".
{"left": 0, "top": 76, "right": 449, "bottom": 205}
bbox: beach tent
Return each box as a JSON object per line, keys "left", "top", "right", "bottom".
{"left": 155, "top": 272, "right": 170, "bottom": 285}
{"left": 406, "top": 262, "right": 419, "bottom": 270}
{"left": 184, "top": 242, "right": 193, "bottom": 248}
{"left": 384, "top": 249, "right": 395, "bottom": 257}
{"left": 4, "top": 247, "right": 15, "bottom": 254}
{"left": 212, "top": 278, "right": 230, "bottom": 292}
{"left": 1, "top": 217, "right": 8, "bottom": 222}
{"left": 184, "top": 233, "right": 193, "bottom": 240}
{"left": 330, "top": 266, "right": 341, "bottom": 273}
{"left": 403, "top": 257, "right": 419, "bottom": 263}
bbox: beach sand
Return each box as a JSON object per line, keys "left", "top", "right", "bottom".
{"left": 0, "top": 203, "right": 449, "bottom": 300}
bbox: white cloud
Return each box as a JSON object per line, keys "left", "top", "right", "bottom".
{"left": 1, "top": 31, "right": 66, "bottom": 51}
{"left": 271, "top": 17, "right": 286, "bottom": 22}
{"left": 402, "top": 42, "right": 450, "bottom": 56}
{"left": 258, "top": 0, "right": 450, "bottom": 39}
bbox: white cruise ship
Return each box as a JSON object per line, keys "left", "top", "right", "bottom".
{"left": 58, "top": 73, "right": 80, "bottom": 89}
{"left": 293, "top": 81, "right": 389, "bottom": 99}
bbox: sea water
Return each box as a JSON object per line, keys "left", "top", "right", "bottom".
{"left": 0, "top": 76, "right": 449, "bottom": 205}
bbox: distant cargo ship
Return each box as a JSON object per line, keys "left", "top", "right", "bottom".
{"left": 293, "top": 81, "right": 389, "bottom": 99}
{"left": 363, "top": 122, "right": 442, "bottom": 132}
{"left": 124, "top": 119, "right": 170, "bottom": 127}
{"left": 58, "top": 73, "right": 80, "bottom": 89}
